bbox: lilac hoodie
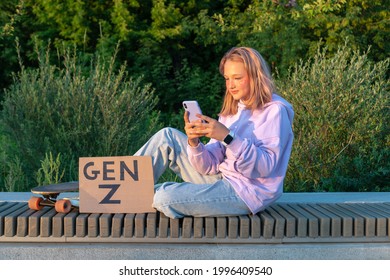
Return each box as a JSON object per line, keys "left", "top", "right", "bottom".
{"left": 187, "top": 94, "right": 294, "bottom": 214}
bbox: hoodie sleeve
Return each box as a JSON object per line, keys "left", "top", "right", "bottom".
{"left": 225, "top": 103, "right": 293, "bottom": 179}
{"left": 187, "top": 140, "right": 225, "bottom": 175}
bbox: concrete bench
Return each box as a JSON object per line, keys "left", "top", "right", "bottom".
{"left": 1, "top": 201, "right": 390, "bottom": 243}
{"left": 1, "top": 192, "right": 390, "bottom": 259}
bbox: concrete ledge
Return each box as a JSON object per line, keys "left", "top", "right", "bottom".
{"left": 1, "top": 242, "right": 390, "bottom": 260}
{"left": 1, "top": 192, "right": 390, "bottom": 260}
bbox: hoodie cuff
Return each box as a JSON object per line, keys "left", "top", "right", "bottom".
{"left": 187, "top": 141, "right": 203, "bottom": 155}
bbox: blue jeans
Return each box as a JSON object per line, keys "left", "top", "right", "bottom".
{"left": 135, "top": 127, "right": 250, "bottom": 218}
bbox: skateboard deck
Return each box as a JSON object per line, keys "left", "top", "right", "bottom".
{"left": 28, "top": 181, "right": 79, "bottom": 213}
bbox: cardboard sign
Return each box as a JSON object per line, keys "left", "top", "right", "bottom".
{"left": 79, "top": 156, "right": 155, "bottom": 213}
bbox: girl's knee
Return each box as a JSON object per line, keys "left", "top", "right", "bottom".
{"left": 153, "top": 188, "right": 183, "bottom": 219}
{"left": 153, "top": 183, "right": 175, "bottom": 208}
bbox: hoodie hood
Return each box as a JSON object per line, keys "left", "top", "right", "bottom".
{"left": 266, "top": 93, "right": 294, "bottom": 126}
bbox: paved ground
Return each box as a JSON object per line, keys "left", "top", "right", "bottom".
{"left": 1, "top": 242, "right": 390, "bottom": 260}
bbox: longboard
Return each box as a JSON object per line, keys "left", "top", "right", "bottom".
{"left": 28, "top": 181, "right": 79, "bottom": 213}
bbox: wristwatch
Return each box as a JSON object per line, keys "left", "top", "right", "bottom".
{"left": 222, "top": 130, "right": 235, "bottom": 146}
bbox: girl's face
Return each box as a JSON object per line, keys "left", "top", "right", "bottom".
{"left": 223, "top": 60, "right": 251, "bottom": 101}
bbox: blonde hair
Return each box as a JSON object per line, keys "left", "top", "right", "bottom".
{"left": 219, "top": 47, "right": 275, "bottom": 116}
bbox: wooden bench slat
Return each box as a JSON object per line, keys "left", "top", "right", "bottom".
{"left": 182, "top": 217, "right": 192, "bottom": 238}
{"left": 270, "top": 205, "right": 296, "bottom": 238}
{"left": 64, "top": 209, "right": 79, "bottom": 237}
{"left": 363, "top": 204, "right": 390, "bottom": 237}
{"left": 28, "top": 207, "right": 52, "bottom": 237}
{"left": 112, "top": 213, "right": 124, "bottom": 238}
{"left": 239, "top": 216, "right": 250, "bottom": 239}
{"left": 52, "top": 212, "right": 68, "bottom": 238}
{"left": 228, "top": 216, "right": 239, "bottom": 239}
{"left": 205, "top": 217, "right": 214, "bottom": 238}
{"left": 146, "top": 213, "right": 157, "bottom": 238}
{"left": 318, "top": 204, "right": 353, "bottom": 237}
{"left": 5, "top": 205, "right": 29, "bottom": 237}
{"left": 250, "top": 214, "right": 261, "bottom": 238}
{"left": 216, "top": 217, "right": 227, "bottom": 238}
{"left": 158, "top": 212, "right": 169, "bottom": 238}
{"left": 134, "top": 213, "right": 145, "bottom": 238}
{"left": 315, "top": 204, "right": 342, "bottom": 237}
{"left": 334, "top": 204, "right": 365, "bottom": 237}
{"left": 291, "top": 204, "right": 319, "bottom": 238}
{"left": 264, "top": 208, "right": 285, "bottom": 239}
{"left": 76, "top": 213, "right": 89, "bottom": 237}
{"left": 259, "top": 211, "right": 275, "bottom": 239}
{"left": 278, "top": 203, "right": 308, "bottom": 237}
{"left": 87, "top": 213, "right": 100, "bottom": 238}
{"left": 170, "top": 218, "right": 180, "bottom": 238}
{"left": 0, "top": 202, "right": 18, "bottom": 213}
{"left": 0, "top": 201, "right": 8, "bottom": 208}
{"left": 1, "top": 203, "right": 26, "bottom": 236}
{"left": 194, "top": 217, "right": 204, "bottom": 238}
{"left": 340, "top": 204, "right": 378, "bottom": 237}
{"left": 299, "top": 204, "right": 331, "bottom": 237}
{"left": 123, "top": 213, "right": 135, "bottom": 238}
{"left": 41, "top": 208, "right": 59, "bottom": 237}
{"left": 100, "top": 214, "right": 113, "bottom": 238}
{"left": 17, "top": 209, "right": 36, "bottom": 237}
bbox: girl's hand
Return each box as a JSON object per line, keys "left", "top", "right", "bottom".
{"left": 184, "top": 111, "right": 205, "bottom": 147}
{"left": 184, "top": 111, "right": 230, "bottom": 146}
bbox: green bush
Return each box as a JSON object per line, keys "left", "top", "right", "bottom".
{"left": 1, "top": 43, "right": 161, "bottom": 191}
{"left": 279, "top": 43, "right": 389, "bottom": 192}
{"left": 36, "top": 152, "right": 65, "bottom": 186}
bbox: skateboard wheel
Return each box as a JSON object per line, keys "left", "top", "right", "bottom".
{"left": 55, "top": 199, "right": 72, "bottom": 213}
{"left": 28, "top": 196, "right": 44, "bottom": 211}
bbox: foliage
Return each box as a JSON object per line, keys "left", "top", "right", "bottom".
{"left": 301, "top": 0, "right": 389, "bottom": 61}
{"left": 1, "top": 42, "right": 161, "bottom": 190}
{"left": 2, "top": 156, "right": 26, "bottom": 192}
{"left": 0, "top": 0, "right": 27, "bottom": 92}
{"left": 36, "top": 152, "right": 65, "bottom": 186}
{"left": 278, "top": 43, "right": 389, "bottom": 192}
{"left": 1, "top": 0, "right": 388, "bottom": 123}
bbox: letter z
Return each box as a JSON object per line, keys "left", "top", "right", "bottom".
{"left": 99, "top": 184, "right": 121, "bottom": 204}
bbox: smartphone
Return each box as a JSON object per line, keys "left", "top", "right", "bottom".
{"left": 183, "top": 100, "right": 203, "bottom": 123}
